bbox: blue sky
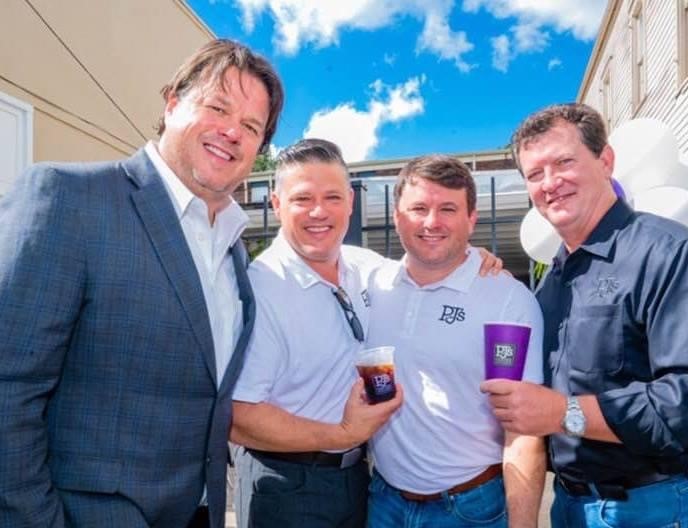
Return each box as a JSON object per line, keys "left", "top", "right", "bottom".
{"left": 187, "top": 0, "right": 607, "bottom": 163}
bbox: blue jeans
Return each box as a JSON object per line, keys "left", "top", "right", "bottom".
{"left": 551, "top": 475, "right": 688, "bottom": 527}
{"left": 367, "top": 470, "right": 507, "bottom": 528}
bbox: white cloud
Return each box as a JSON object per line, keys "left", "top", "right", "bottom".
{"left": 234, "top": 0, "right": 606, "bottom": 73}
{"left": 462, "top": 0, "right": 605, "bottom": 41}
{"left": 383, "top": 52, "right": 397, "bottom": 65}
{"left": 512, "top": 21, "right": 549, "bottom": 52}
{"left": 548, "top": 57, "right": 563, "bottom": 70}
{"left": 417, "top": 11, "right": 474, "bottom": 72}
{"left": 491, "top": 34, "right": 511, "bottom": 73}
{"left": 303, "top": 76, "right": 426, "bottom": 162}
{"left": 235, "top": 0, "right": 475, "bottom": 71}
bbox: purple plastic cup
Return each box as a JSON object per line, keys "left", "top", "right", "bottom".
{"left": 484, "top": 322, "right": 531, "bottom": 380}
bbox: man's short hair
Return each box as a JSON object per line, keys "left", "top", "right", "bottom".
{"left": 157, "top": 39, "right": 284, "bottom": 153}
{"left": 274, "top": 138, "right": 348, "bottom": 192}
{"left": 394, "top": 155, "right": 477, "bottom": 213}
{"left": 510, "top": 103, "right": 608, "bottom": 174}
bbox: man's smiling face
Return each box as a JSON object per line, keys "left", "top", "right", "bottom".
{"left": 158, "top": 66, "right": 269, "bottom": 215}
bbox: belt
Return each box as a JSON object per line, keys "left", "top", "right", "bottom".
{"left": 399, "top": 464, "right": 502, "bottom": 502}
{"left": 557, "top": 471, "right": 680, "bottom": 501}
{"left": 248, "top": 447, "right": 365, "bottom": 469}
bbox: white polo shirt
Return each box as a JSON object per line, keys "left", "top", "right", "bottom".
{"left": 367, "top": 247, "right": 544, "bottom": 493}
{"left": 233, "top": 232, "right": 384, "bottom": 437}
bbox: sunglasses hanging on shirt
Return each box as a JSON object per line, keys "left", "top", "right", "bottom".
{"left": 332, "top": 286, "right": 365, "bottom": 342}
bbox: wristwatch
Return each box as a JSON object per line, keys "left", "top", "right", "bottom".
{"left": 562, "top": 396, "right": 586, "bottom": 437}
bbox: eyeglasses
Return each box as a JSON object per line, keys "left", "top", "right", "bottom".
{"left": 332, "top": 286, "right": 365, "bottom": 342}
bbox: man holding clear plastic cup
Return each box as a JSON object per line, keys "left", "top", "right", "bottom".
{"left": 230, "top": 139, "right": 404, "bottom": 528}
{"left": 365, "top": 155, "right": 546, "bottom": 528}
{"left": 230, "top": 140, "right": 504, "bottom": 528}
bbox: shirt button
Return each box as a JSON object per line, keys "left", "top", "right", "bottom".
{"left": 558, "top": 322, "right": 564, "bottom": 330}
{"left": 564, "top": 280, "right": 572, "bottom": 287}
{"left": 206, "top": 456, "right": 211, "bottom": 465}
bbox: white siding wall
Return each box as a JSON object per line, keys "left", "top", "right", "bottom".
{"left": 581, "top": 0, "right": 688, "bottom": 156}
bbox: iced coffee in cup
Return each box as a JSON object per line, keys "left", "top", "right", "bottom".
{"left": 484, "top": 322, "right": 531, "bottom": 381}
{"left": 355, "top": 346, "right": 397, "bottom": 404}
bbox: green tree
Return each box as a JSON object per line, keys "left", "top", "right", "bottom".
{"left": 252, "top": 152, "right": 277, "bottom": 172}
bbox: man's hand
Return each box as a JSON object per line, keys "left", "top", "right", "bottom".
{"left": 338, "top": 378, "right": 403, "bottom": 448}
{"left": 480, "top": 379, "right": 565, "bottom": 436}
{"left": 476, "top": 247, "right": 506, "bottom": 277}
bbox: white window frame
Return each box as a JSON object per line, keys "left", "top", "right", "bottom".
{"left": 679, "top": 0, "right": 688, "bottom": 88}
{"left": 0, "top": 91, "right": 33, "bottom": 196}
{"left": 601, "top": 58, "right": 613, "bottom": 132}
{"left": 630, "top": 0, "right": 647, "bottom": 113}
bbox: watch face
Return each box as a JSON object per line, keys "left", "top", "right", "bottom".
{"left": 567, "top": 414, "right": 585, "bottom": 435}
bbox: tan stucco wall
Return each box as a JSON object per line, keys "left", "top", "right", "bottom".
{"left": 0, "top": 0, "right": 213, "bottom": 163}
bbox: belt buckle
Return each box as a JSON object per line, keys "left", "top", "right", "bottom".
{"left": 340, "top": 447, "right": 361, "bottom": 469}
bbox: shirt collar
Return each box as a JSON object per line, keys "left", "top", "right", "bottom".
{"left": 271, "top": 230, "right": 350, "bottom": 289}
{"left": 144, "top": 141, "right": 248, "bottom": 248}
{"left": 144, "top": 141, "right": 195, "bottom": 219}
{"left": 393, "top": 246, "right": 481, "bottom": 292}
{"left": 579, "top": 199, "right": 633, "bottom": 259}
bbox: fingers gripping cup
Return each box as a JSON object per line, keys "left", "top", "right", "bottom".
{"left": 484, "top": 323, "right": 531, "bottom": 380}
{"left": 355, "top": 346, "right": 397, "bottom": 404}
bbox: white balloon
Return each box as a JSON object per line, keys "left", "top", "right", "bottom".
{"left": 519, "top": 207, "right": 562, "bottom": 263}
{"left": 609, "top": 118, "right": 687, "bottom": 196}
{"left": 632, "top": 186, "right": 688, "bottom": 227}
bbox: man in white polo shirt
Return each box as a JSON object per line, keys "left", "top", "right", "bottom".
{"left": 230, "top": 139, "right": 404, "bottom": 528}
{"left": 366, "top": 155, "right": 546, "bottom": 528}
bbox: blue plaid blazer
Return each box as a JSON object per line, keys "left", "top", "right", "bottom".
{"left": 0, "top": 150, "right": 255, "bottom": 528}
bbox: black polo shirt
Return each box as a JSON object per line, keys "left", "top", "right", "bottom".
{"left": 537, "top": 199, "right": 688, "bottom": 483}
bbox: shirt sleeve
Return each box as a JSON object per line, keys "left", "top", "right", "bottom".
{"left": 0, "top": 165, "right": 83, "bottom": 527}
{"left": 232, "top": 270, "right": 288, "bottom": 404}
{"left": 597, "top": 237, "right": 688, "bottom": 456}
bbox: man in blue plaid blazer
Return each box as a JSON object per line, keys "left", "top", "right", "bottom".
{"left": 0, "top": 40, "right": 283, "bottom": 528}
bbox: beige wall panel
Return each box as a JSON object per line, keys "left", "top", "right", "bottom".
{"left": 0, "top": 0, "right": 144, "bottom": 147}
{"left": 33, "top": 108, "right": 131, "bottom": 162}
{"left": 27, "top": 0, "right": 212, "bottom": 143}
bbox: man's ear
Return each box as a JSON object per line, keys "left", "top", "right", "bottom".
{"left": 600, "top": 144, "right": 615, "bottom": 176}
{"left": 271, "top": 191, "right": 282, "bottom": 223}
{"left": 467, "top": 209, "right": 478, "bottom": 237}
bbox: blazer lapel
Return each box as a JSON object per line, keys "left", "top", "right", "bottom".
{"left": 218, "top": 240, "right": 255, "bottom": 396}
{"left": 123, "top": 150, "right": 217, "bottom": 386}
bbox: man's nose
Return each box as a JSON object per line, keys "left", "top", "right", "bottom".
{"left": 424, "top": 209, "right": 440, "bottom": 228}
{"left": 541, "top": 168, "right": 561, "bottom": 192}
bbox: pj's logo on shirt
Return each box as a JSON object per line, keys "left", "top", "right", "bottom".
{"left": 439, "top": 305, "right": 466, "bottom": 325}
{"left": 593, "top": 276, "right": 619, "bottom": 298}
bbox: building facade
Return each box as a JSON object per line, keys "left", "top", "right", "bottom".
{"left": 578, "top": 0, "right": 688, "bottom": 155}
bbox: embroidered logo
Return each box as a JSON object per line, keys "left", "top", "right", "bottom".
{"left": 493, "top": 344, "right": 516, "bottom": 366}
{"left": 439, "top": 305, "right": 466, "bottom": 324}
{"left": 361, "top": 289, "right": 371, "bottom": 307}
{"left": 593, "top": 277, "right": 619, "bottom": 298}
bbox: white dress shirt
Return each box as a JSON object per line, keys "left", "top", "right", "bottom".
{"left": 144, "top": 142, "right": 248, "bottom": 386}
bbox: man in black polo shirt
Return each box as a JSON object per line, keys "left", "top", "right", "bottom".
{"left": 482, "top": 103, "right": 688, "bottom": 527}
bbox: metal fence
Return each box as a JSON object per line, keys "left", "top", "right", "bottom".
{"left": 242, "top": 172, "right": 533, "bottom": 284}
